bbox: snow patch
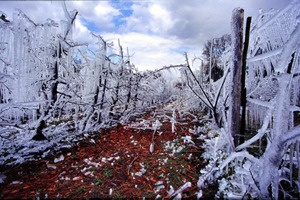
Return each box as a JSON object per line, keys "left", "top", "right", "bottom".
{"left": 0, "top": 173, "right": 7, "bottom": 183}
{"left": 11, "top": 181, "right": 23, "bottom": 185}
{"left": 134, "top": 162, "right": 146, "bottom": 177}
{"left": 54, "top": 155, "right": 64, "bottom": 163}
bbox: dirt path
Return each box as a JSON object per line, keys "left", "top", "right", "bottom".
{"left": 0, "top": 106, "right": 216, "bottom": 199}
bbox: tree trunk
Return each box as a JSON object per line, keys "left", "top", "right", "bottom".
{"left": 32, "top": 119, "right": 47, "bottom": 141}
{"left": 125, "top": 76, "right": 132, "bottom": 111}
{"left": 98, "top": 66, "right": 108, "bottom": 123}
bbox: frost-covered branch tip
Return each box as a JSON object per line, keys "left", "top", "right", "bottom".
{"left": 219, "top": 151, "right": 260, "bottom": 170}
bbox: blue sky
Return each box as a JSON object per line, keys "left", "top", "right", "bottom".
{"left": 112, "top": 1, "right": 133, "bottom": 26}
{"left": 0, "top": 0, "right": 291, "bottom": 71}
{"left": 77, "top": 1, "right": 134, "bottom": 33}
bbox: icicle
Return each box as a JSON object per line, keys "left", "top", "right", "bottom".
{"left": 149, "top": 143, "right": 154, "bottom": 154}
{"left": 289, "top": 144, "right": 294, "bottom": 187}
{"left": 171, "top": 109, "right": 176, "bottom": 133}
{"left": 297, "top": 141, "right": 300, "bottom": 187}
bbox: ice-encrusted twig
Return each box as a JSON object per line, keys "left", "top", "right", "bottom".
{"left": 219, "top": 151, "right": 260, "bottom": 170}
{"left": 127, "top": 156, "right": 138, "bottom": 175}
{"left": 150, "top": 119, "right": 162, "bottom": 153}
{"left": 167, "top": 182, "right": 192, "bottom": 199}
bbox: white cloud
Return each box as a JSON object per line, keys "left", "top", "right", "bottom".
{"left": 121, "top": 3, "right": 152, "bottom": 33}
{"left": 94, "top": 2, "right": 120, "bottom": 17}
{"left": 148, "top": 4, "right": 173, "bottom": 33}
{"left": 102, "top": 32, "right": 187, "bottom": 71}
{"left": 65, "top": 1, "right": 121, "bottom": 32}
{"left": 121, "top": 2, "right": 173, "bottom": 35}
{"left": 92, "top": 2, "right": 120, "bottom": 30}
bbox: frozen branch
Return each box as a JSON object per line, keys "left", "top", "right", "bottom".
{"left": 219, "top": 151, "right": 260, "bottom": 170}
{"left": 281, "top": 125, "right": 300, "bottom": 145}
{"left": 213, "top": 64, "right": 230, "bottom": 108}
{"left": 167, "top": 182, "right": 192, "bottom": 199}
{"left": 235, "top": 109, "right": 272, "bottom": 151}
{"left": 184, "top": 52, "right": 214, "bottom": 109}
{"left": 154, "top": 64, "right": 186, "bottom": 73}
{"left": 184, "top": 70, "right": 213, "bottom": 110}
{"left": 16, "top": 9, "right": 37, "bottom": 26}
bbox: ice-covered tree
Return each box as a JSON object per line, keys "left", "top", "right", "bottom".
{"left": 197, "top": 1, "right": 300, "bottom": 199}
{"left": 202, "top": 34, "right": 231, "bottom": 82}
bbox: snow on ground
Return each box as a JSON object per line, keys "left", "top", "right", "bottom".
{"left": 0, "top": 123, "right": 95, "bottom": 165}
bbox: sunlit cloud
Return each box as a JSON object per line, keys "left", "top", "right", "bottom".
{"left": 102, "top": 32, "right": 188, "bottom": 71}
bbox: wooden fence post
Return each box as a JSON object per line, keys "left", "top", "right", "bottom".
{"left": 229, "top": 8, "right": 244, "bottom": 147}
{"left": 240, "top": 17, "right": 252, "bottom": 144}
